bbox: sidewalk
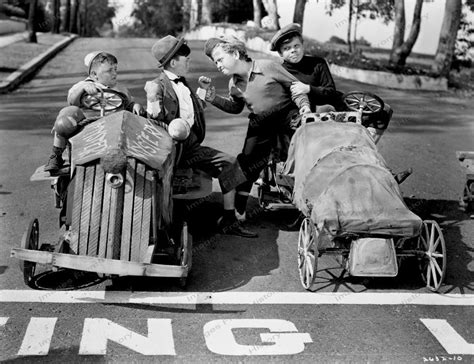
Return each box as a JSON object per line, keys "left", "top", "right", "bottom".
{"left": 0, "top": 32, "right": 77, "bottom": 93}
{"left": 0, "top": 31, "right": 28, "bottom": 48}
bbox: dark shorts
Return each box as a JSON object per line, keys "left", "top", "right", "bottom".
{"left": 179, "top": 132, "right": 247, "bottom": 194}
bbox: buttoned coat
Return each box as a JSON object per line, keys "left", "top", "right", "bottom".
{"left": 145, "top": 70, "right": 206, "bottom": 145}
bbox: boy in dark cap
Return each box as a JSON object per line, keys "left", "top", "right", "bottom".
{"left": 271, "top": 24, "right": 411, "bottom": 183}
{"left": 44, "top": 51, "right": 143, "bottom": 172}
{"left": 144, "top": 35, "right": 257, "bottom": 238}
{"left": 270, "top": 23, "right": 343, "bottom": 113}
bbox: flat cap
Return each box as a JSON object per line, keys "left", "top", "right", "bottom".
{"left": 151, "top": 35, "right": 190, "bottom": 67}
{"left": 204, "top": 35, "right": 246, "bottom": 58}
{"left": 270, "top": 23, "right": 302, "bottom": 51}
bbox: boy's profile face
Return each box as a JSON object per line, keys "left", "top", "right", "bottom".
{"left": 91, "top": 62, "right": 118, "bottom": 87}
{"left": 279, "top": 36, "right": 304, "bottom": 64}
{"left": 170, "top": 55, "right": 190, "bottom": 77}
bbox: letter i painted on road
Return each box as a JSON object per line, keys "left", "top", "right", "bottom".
{"left": 79, "top": 318, "right": 176, "bottom": 355}
{"left": 17, "top": 317, "right": 57, "bottom": 356}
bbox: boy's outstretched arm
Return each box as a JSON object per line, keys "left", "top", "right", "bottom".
{"left": 67, "top": 80, "right": 100, "bottom": 106}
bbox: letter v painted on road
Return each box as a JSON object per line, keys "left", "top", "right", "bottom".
{"left": 79, "top": 318, "right": 176, "bottom": 355}
{"left": 17, "top": 317, "right": 57, "bottom": 356}
{"left": 420, "top": 319, "right": 474, "bottom": 355}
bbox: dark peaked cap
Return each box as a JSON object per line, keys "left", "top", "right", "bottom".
{"left": 270, "top": 23, "right": 302, "bottom": 51}
{"left": 151, "top": 35, "right": 190, "bottom": 67}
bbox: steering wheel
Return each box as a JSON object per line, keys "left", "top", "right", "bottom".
{"left": 343, "top": 91, "right": 384, "bottom": 115}
{"left": 80, "top": 88, "right": 126, "bottom": 116}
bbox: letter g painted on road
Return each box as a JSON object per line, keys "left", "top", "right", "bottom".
{"left": 203, "top": 319, "right": 312, "bottom": 356}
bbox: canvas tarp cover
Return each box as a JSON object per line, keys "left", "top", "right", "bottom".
{"left": 284, "top": 121, "right": 421, "bottom": 237}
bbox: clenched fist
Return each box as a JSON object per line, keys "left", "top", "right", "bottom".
{"left": 198, "top": 76, "right": 212, "bottom": 89}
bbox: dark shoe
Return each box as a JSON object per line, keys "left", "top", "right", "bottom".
{"left": 394, "top": 168, "right": 413, "bottom": 184}
{"left": 218, "top": 216, "right": 258, "bottom": 238}
{"left": 44, "top": 154, "right": 64, "bottom": 172}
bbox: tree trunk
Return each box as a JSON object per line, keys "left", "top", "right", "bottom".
{"left": 64, "top": 0, "right": 71, "bottom": 33}
{"left": 190, "top": 0, "right": 199, "bottom": 29}
{"left": 81, "top": 0, "right": 88, "bottom": 36}
{"left": 391, "top": 0, "right": 405, "bottom": 51}
{"left": 201, "top": 0, "right": 212, "bottom": 25}
{"left": 52, "top": 0, "right": 60, "bottom": 34}
{"left": 347, "top": 0, "right": 353, "bottom": 53}
{"left": 28, "top": 0, "right": 37, "bottom": 43}
{"left": 262, "top": 0, "right": 279, "bottom": 30}
{"left": 390, "top": 0, "right": 423, "bottom": 67}
{"left": 253, "top": 0, "right": 262, "bottom": 27}
{"left": 353, "top": 0, "right": 359, "bottom": 51}
{"left": 293, "top": 0, "right": 306, "bottom": 27}
{"left": 70, "top": 0, "right": 80, "bottom": 33}
{"left": 432, "top": 0, "right": 462, "bottom": 76}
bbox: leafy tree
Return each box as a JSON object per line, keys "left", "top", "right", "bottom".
{"left": 132, "top": 0, "right": 184, "bottom": 36}
{"left": 81, "top": 0, "right": 115, "bottom": 36}
{"left": 326, "top": 0, "right": 394, "bottom": 52}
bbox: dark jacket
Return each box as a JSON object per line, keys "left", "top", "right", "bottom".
{"left": 282, "top": 55, "right": 344, "bottom": 111}
{"left": 145, "top": 70, "right": 206, "bottom": 144}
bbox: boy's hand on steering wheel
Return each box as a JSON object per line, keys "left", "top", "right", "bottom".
{"left": 83, "top": 82, "right": 102, "bottom": 95}
{"left": 291, "top": 81, "right": 310, "bottom": 95}
{"left": 198, "top": 76, "right": 212, "bottom": 90}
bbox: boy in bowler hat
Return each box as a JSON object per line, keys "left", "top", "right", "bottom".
{"left": 144, "top": 35, "right": 257, "bottom": 238}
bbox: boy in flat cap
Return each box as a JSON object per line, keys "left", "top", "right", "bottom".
{"left": 270, "top": 23, "right": 343, "bottom": 113}
{"left": 145, "top": 35, "right": 257, "bottom": 238}
{"left": 271, "top": 24, "right": 411, "bottom": 183}
{"left": 44, "top": 51, "right": 143, "bottom": 172}
{"left": 199, "top": 36, "right": 311, "bottom": 220}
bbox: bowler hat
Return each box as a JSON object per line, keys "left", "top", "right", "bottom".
{"left": 270, "top": 23, "right": 302, "bottom": 52}
{"left": 151, "top": 35, "right": 190, "bottom": 67}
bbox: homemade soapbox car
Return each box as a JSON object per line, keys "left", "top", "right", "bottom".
{"left": 258, "top": 91, "right": 447, "bottom": 292}
{"left": 11, "top": 89, "right": 212, "bottom": 287}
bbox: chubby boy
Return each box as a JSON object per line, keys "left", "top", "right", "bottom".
{"left": 44, "top": 51, "right": 143, "bottom": 172}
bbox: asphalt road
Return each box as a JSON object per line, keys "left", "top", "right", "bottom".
{"left": 0, "top": 38, "right": 473, "bottom": 362}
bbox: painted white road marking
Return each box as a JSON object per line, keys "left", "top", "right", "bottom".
{"left": 204, "top": 319, "right": 312, "bottom": 356}
{"left": 0, "top": 290, "right": 472, "bottom": 305}
{"left": 17, "top": 317, "right": 57, "bottom": 356}
{"left": 421, "top": 319, "right": 474, "bottom": 355}
{"left": 79, "top": 318, "right": 176, "bottom": 355}
{"left": 0, "top": 317, "right": 8, "bottom": 326}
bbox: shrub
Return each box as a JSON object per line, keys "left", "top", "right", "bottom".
{"left": 328, "top": 35, "right": 346, "bottom": 45}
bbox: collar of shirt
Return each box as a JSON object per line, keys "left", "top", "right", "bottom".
{"left": 163, "top": 70, "right": 194, "bottom": 127}
{"left": 163, "top": 69, "right": 180, "bottom": 82}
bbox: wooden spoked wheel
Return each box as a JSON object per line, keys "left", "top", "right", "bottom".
{"left": 343, "top": 91, "right": 384, "bottom": 115}
{"left": 417, "top": 220, "right": 446, "bottom": 292}
{"left": 20, "top": 219, "right": 39, "bottom": 286}
{"left": 298, "top": 217, "right": 318, "bottom": 290}
{"left": 179, "top": 222, "right": 192, "bottom": 287}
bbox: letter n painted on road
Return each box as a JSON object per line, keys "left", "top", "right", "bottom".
{"left": 421, "top": 319, "right": 474, "bottom": 355}
{"left": 204, "top": 319, "right": 312, "bottom": 356}
{"left": 79, "top": 318, "right": 176, "bottom": 355}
